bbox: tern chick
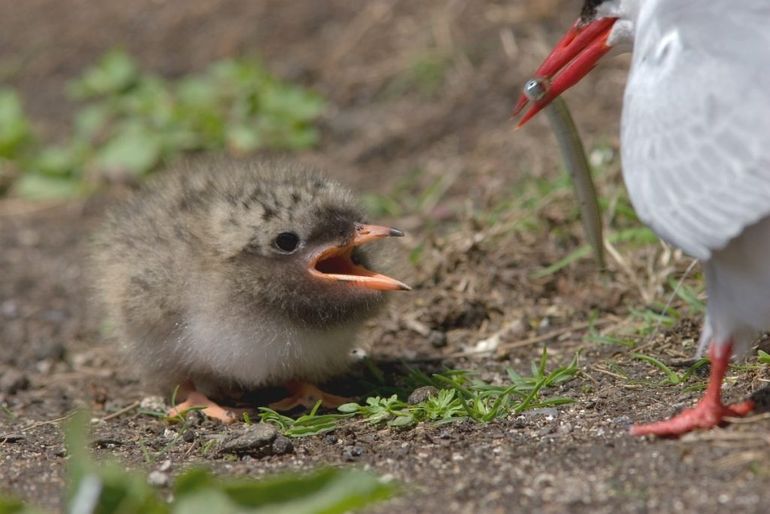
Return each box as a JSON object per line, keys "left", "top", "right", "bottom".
{"left": 93, "top": 160, "right": 409, "bottom": 422}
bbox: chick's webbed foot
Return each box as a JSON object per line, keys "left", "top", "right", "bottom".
{"left": 630, "top": 341, "right": 755, "bottom": 437}
{"left": 168, "top": 383, "right": 244, "bottom": 424}
{"left": 269, "top": 381, "right": 352, "bottom": 411}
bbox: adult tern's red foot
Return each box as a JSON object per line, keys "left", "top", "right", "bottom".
{"left": 517, "top": 0, "right": 770, "bottom": 437}
{"left": 630, "top": 344, "right": 755, "bottom": 437}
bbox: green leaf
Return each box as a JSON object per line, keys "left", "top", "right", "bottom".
{"left": 32, "top": 146, "right": 81, "bottom": 177}
{"left": 64, "top": 412, "right": 168, "bottom": 514}
{"left": 0, "top": 89, "right": 32, "bottom": 158}
{"left": 172, "top": 489, "right": 240, "bottom": 514}
{"left": 260, "top": 86, "right": 325, "bottom": 121}
{"left": 172, "top": 467, "right": 396, "bottom": 514}
{"left": 0, "top": 495, "right": 48, "bottom": 514}
{"left": 13, "top": 173, "right": 81, "bottom": 199}
{"left": 73, "top": 105, "right": 111, "bottom": 141}
{"left": 95, "top": 123, "right": 162, "bottom": 176}
{"left": 388, "top": 415, "right": 415, "bottom": 427}
{"left": 226, "top": 124, "right": 262, "bottom": 153}
{"left": 632, "top": 353, "right": 683, "bottom": 385}
{"left": 336, "top": 403, "right": 361, "bottom": 414}
{"left": 668, "top": 278, "right": 706, "bottom": 314}
{"left": 70, "top": 50, "right": 139, "bottom": 98}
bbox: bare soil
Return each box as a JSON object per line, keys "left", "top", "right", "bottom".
{"left": 2, "top": 1, "right": 770, "bottom": 513}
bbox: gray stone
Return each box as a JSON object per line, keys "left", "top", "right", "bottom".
{"left": 428, "top": 330, "right": 448, "bottom": 348}
{"left": 219, "top": 423, "right": 278, "bottom": 456}
{"left": 343, "top": 445, "right": 364, "bottom": 461}
{"left": 408, "top": 386, "right": 439, "bottom": 405}
{"left": 0, "top": 369, "right": 29, "bottom": 395}
{"left": 524, "top": 407, "right": 558, "bottom": 419}
{"left": 139, "top": 396, "right": 166, "bottom": 412}
{"left": 147, "top": 470, "right": 169, "bottom": 487}
{"left": 271, "top": 435, "right": 294, "bottom": 455}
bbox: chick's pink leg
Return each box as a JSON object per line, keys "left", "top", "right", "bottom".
{"left": 630, "top": 342, "right": 754, "bottom": 437}
{"left": 168, "top": 381, "right": 243, "bottom": 424}
{"left": 269, "top": 380, "right": 352, "bottom": 411}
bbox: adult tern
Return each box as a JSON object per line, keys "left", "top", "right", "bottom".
{"left": 515, "top": 0, "right": 770, "bottom": 436}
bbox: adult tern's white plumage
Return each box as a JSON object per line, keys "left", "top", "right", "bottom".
{"left": 515, "top": 0, "right": 770, "bottom": 436}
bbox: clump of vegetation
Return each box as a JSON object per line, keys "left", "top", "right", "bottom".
{"left": 252, "top": 348, "right": 578, "bottom": 437}
{"left": 342, "top": 348, "right": 578, "bottom": 427}
{"left": 1, "top": 50, "right": 325, "bottom": 199}
{"left": 0, "top": 412, "right": 395, "bottom": 514}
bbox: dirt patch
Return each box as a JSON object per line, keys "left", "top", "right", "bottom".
{"left": 2, "top": 1, "right": 770, "bottom": 513}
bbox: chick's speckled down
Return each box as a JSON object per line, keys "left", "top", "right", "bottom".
{"left": 92, "top": 160, "right": 392, "bottom": 399}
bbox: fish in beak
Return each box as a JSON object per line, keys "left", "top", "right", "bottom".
{"left": 514, "top": 17, "right": 617, "bottom": 127}
{"left": 309, "top": 223, "right": 411, "bottom": 291}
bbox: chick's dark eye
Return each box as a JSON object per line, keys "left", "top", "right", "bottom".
{"left": 273, "top": 232, "right": 300, "bottom": 253}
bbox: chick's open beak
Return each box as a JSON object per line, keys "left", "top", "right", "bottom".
{"left": 513, "top": 17, "right": 617, "bottom": 127}
{"left": 309, "top": 223, "right": 411, "bottom": 291}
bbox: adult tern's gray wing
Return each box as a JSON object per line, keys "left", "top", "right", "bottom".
{"left": 621, "top": 1, "right": 770, "bottom": 260}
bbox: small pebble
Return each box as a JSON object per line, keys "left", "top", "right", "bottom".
{"left": 342, "top": 445, "right": 364, "bottom": 461}
{"left": 613, "top": 415, "right": 632, "bottom": 428}
{"left": 41, "top": 309, "right": 66, "bottom": 323}
{"left": 140, "top": 396, "right": 167, "bottom": 412}
{"left": 0, "top": 434, "right": 25, "bottom": 443}
{"left": 0, "top": 369, "right": 29, "bottom": 395}
{"left": 408, "top": 386, "right": 439, "bottom": 405}
{"left": 0, "top": 300, "right": 18, "bottom": 317}
{"left": 219, "top": 423, "right": 278, "bottom": 456}
{"left": 147, "top": 471, "right": 169, "bottom": 487}
{"left": 511, "top": 416, "right": 527, "bottom": 429}
{"left": 428, "top": 330, "right": 447, "bottom": 348}
{"left": 185, "top": 410, "right": 205, "bottom": 427}
{"left": 271, "top": 435, "right": 294, "bottom": 455}
{"left": 524, "top": 407, "right": 558, "bottom": 419}
{"left": 324, "top": 434, "right": 338, "bottom": 445}
{"left": 36, "top": 342, "right": 66, "bottom": 361}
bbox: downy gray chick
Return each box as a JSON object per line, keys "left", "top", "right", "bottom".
{"left": 93, "top": 159, "right": 409, "bottom": 422}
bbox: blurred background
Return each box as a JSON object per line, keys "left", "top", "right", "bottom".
{"left": 0, "top": 0, "right": 629, "bottom": 199}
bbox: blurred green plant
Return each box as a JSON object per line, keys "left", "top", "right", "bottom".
{"left": 0, "top": 89, "right": 34, "bottom": 159}
{"left": 4, "top": 49, "right": 325, "bottom": 199}
{"left": 383, "top": 51, "right": 452, "bottom": 98}
{"left": 0, "top": 412, "right": 395, "bottom": 514}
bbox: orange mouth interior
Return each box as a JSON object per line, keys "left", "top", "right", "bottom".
{"left": 309, "top": 246, "right": 410, "bottom": 291}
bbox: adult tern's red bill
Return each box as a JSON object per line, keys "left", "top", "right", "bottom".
{"left": 516, "top": 0, "right": 770, "bottom": 437}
